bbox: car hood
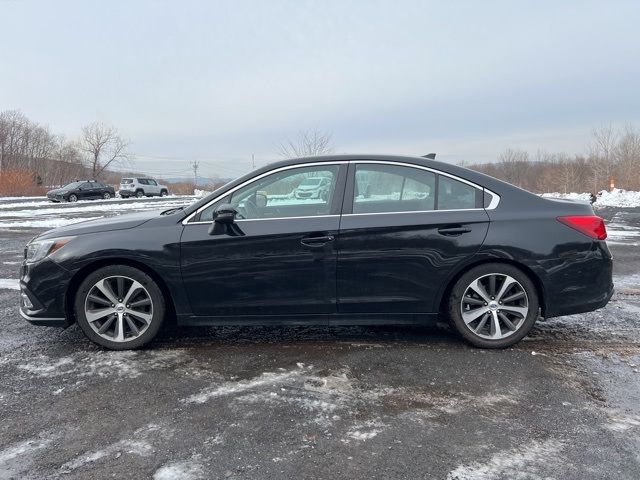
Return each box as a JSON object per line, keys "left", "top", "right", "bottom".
{"left": 37, "top": 210, "right": 161, "bottom": 240}
{"left": 47, "top": 188, "right": 68, "bottom": 195}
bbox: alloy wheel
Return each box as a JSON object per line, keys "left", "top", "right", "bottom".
{"left": 84, "top": 275, "right": 153, "bottom": 343}
{"left": 460, "top": 273, "right": 529, "bottom": 340}
{"left": 103, "top": 192, "right": 111, "bottom": 199}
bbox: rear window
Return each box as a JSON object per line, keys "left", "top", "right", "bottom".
{"left": 121, "top": 178, "right": 133, "bottom": 184}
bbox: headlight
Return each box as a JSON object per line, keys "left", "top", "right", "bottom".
{"left": 25, "top": 236, "right": 75, "bottom": 264}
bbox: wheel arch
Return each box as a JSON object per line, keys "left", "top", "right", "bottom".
{"left": 65, "top": 258, "right": 177, "bottom": 325}
{"left": 437, "top": 258, "right": 547, "bottom": 318}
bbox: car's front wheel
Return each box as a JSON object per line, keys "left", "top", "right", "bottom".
{"left": 136, "top": 190, "right": 144, "bottom": 198}
{"left": 74, "top": 265, "right": 165, "bottom": 350}
{"left": 448, "top": 263, "right": 539, "bottom": 348}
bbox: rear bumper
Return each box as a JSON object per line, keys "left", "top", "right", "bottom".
{"left": 543, "top": 241, "right": 614, "bottom": 318}
{"left": 546, "top": 282, "right": 614, "bottom": 317}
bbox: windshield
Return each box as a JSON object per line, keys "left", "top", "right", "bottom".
{"left": 62, "top": 181, "right": 84, "bottom": 189}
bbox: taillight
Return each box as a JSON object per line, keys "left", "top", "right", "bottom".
{"left": 557, "top": 215, "right": 607, "bottom": 240}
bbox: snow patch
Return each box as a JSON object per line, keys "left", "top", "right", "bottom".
{"left": 0, "top": 435, "right": 53, "bottom": 479}
{"left": 193, "top": 189, "right": 212, "bottom": 197}
{"left": 446, "top": 439, "right": 565, "bottom": 480}
{"left": 60, "top": 424, "right": 162, "bottom": 472}
{"left": 153, "top": 460, "right": 206, "bottom": 480}
{"left": 14, "top": 350, "right": 185, "bottom": 379}
{"left": 342, "top": 420, "right": 387, "bottom": 443}
{"left": 183, "top": 366, "right": 311, "bottom": 404}
{"left": 606, "top": 413, "right": 640, "bottom": 432}
{"left": 0, "top": 278, "right": 19, "bottom": 290}
{"left": 0, "top": 437, "right": 52, "bottom": 463}
{"left": 61, "top": 440, "right": 153, "bottom": 471}
{"left": 541, "top": 188, "right": 640, "bottom": 207}
{"left": 0, "top": 216, "right": 102, "bottom": 229}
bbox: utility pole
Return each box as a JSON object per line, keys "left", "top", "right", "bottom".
{"left": 192, "top": 160, "right": 200, "bottom": 188}
{"left": 251, "top": 154, "right": 255, "bottom": 169}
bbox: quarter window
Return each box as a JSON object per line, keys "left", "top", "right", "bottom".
{"left": 353, "top": 164, "right": 436, "bottom": 214}
{"left": 198, "top": 165, "right": 340, "bottom": 221}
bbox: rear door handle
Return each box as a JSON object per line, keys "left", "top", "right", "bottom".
{"left": 437, "top": 226, "right": 472, "bottom": 236}
{"left": 301, "top": 235, "right": 335, "bottom": 247}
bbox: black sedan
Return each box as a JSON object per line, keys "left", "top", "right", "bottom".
{"left": 21, "top": 155, "right": 613, "bottom": 350}
{"left": 46, "top": 180, "right": 115, "bottom": 202}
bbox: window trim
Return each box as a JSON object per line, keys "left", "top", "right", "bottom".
{"left": 182, "top": 159, "right": 500, "bottom": 225}
{"left": 182, "top": 161, "right": 348, "bottom": 225}
{"left": 344, "top": 160, "right": 499, "bottom": 215}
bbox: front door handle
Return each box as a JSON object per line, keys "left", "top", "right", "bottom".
{"left": 301, "top": 235, "right": 335, "bottom": 247}
{"left": 437, "top": 226, "right": 472, "bottom": 236}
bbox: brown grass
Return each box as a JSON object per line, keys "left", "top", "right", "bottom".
{"left": 0, "top": 169, "right": 47, "bottom": 196}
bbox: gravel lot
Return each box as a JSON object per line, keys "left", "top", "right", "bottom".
{"left": 1, "top": 198, "right": 639, "bottom": 479}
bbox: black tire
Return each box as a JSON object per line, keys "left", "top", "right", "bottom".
{"left": 160, "top": 189, "right": 168, "bottom": 197}
{"left": 68, "top": 194, "right": 78, "bottom": 202}
{"left": 135, "top": 190, "right": 144, "bottom": 198}
{"left": 103, "top": 192, "right": 111, "bottom": 200}
{"left": 448, "top": 263, "right": 539, "bottom": 349}
{"left": 74, "top": 265, "right": 165, "bottom": 350}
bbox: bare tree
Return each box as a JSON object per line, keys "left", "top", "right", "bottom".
{"left": 79, "top": 121, "right": 129, "bottom": 178}
{"left": 277, "top": 129, "right": 334, "bottom": 158}
{"left": 589, "top": 124, "right": 618, "bottom": 191}
{"left": 614, "top": 124, "right": 640, "bottom": 190}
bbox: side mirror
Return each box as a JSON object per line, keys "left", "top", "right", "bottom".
{"left": 208, "top": 203, "right": 237, "bottom": 235}
{"left": 214, "top": 203, "right": 237, "bottom": 224}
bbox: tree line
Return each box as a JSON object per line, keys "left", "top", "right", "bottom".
{"left": 466, "top": 125, "right": 640, "bottom": 193}
{"left": 2, "top": 110, "right": 639, "bottom": 196}
{"left": 0, "top": 110, "right": 129, "bottom": 194}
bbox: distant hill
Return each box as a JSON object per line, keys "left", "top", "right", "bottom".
{"left": 162, "top": 177, "right": 233, "bottom": 186}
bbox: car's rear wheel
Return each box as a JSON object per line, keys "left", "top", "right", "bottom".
{"left": 74, "top": 265, "right": 165, "bottom": 350}
{"left": 448, "top": 263, "right": 539, "bottom": 348}
{"left": 136, "top": 190, "right": 144, "bottom": 198}
{"left": 68, "top": 194, "right": 78, "bottom": 202}
{"left": 103, "top": 192, "right": 111, "bottom": 199}
{"left": 160, "top": 189, "right": 168, "bottom": 197}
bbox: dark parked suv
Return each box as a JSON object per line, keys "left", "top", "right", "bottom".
{"left": 22, "top": 155, "right": 613, "bottom": 350}
{"left": 46, "top": 180, "right": 115, "bottom": 202}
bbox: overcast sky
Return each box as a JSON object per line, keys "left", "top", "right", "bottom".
{"left": 1, "top": 0, "right": 639, "bottom": 179}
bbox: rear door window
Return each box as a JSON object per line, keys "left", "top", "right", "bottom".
{"left": 438, "top": 176, "right": 477, "bottom": 210}
{"left": 353, "top": 164, "right": 436, "bottom": 214}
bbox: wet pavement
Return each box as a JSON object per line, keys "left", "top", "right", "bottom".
{"left": 0, "top": 202, "right": 639, "bottom": 479}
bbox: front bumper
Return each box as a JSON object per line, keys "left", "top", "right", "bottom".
{"left": 20, "top": 308, "right": 68, "bottom": 327}
{"left": 19, "top": 258, "right": 72, "bottom": 328}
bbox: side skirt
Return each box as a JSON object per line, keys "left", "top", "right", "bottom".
{"left": 178, "top": 313, "right": 439, "bottom": 327}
